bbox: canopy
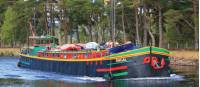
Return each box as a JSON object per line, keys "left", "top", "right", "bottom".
{"left": 85, "top": 42, "right": 99, "bottom": 49}
{"left": 76, "top": 43, "right": 86, "bottom": 49}
{"left": 59, "top": 44, "right": 81, "bottom": 51}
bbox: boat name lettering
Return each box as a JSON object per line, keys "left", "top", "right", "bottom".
{"left": 116, "top": 58, "right": 127, "bottom": 62}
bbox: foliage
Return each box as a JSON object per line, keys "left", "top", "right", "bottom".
{"left": 0, "top": 0, "right": 198, "bottom": 48}
{"left": 1, "top": 7, "right": 17, "bottom": 43}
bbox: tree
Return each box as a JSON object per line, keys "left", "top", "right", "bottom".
{"left": 0, "top": 0, "right": 198, "bottom": 49}
{"left": 157, "top": 0, "right": 163, "bottom": 47}
{"left": 1, "top": 7, "right": 17, "bottom": 45}
{"left": 192, "top": 0, "right": 199, "bottom": 49}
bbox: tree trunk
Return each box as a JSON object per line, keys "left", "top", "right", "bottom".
{"left": 76, "top": 27, "right": 80, "bottom": 43}
{"left": 50, "top": 3, "right": 55, "bottom": 36}
{"left": 192, "top": 0, "right": 199, "bottom": 49}
{"left": 102, "top": 28, "right": 105, "bottom": 43}
{"left": 96, "top": 31, "right": 98, "bottom": 43}
{"left": 89, "top": 25, "right": 93, "bottom": 42}
{"left": 84, "top": 25, "right": 91, "bottom": 42}
{"left": 0, "top": 39, "right": 1, "bottom": 48}
{"left": 122, "top": 5, "right": 126, "bottom": 42}
{"left": 135, "top": 8, "right": 140, "bottom": 44}
{"left": 98, "top": 25, "right": 102, "bottom": 43}
{"left": 110, "top": 0, "right": 116, "bottom": 43}
{"left": 62, "top": 8, "right": 69, "bottom": 44}
{"left": 58, "top": 0, "right": 69, "bottom": 44}
{"left": 143, "top": 4, "right": 155, "bottom": 46}
{"left": 143, "top": 5, "right": 148, "bottom": 46}
{"left": 148, "top": 16, "right": 156, "bottom": 46}
{"left": 44, "top": 3, "right": 49, "bottom": 34}
{"left": 70, "top": 32, "right": 72, "bottom": 44}
{"left": 61, "top": 21, "right": 66, "bottom": 44}
{"left": 158, "top": 0, "right": 163, "bottom": 48}
{"left": 148, "top": 27, "right": 155, "bottom": 46}
{"left": 28, "top": 19, "right": 35, "bottom": 36}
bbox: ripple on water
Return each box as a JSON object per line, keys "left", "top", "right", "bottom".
{"left": 34, "top": 76, "right": 49, "bottom": 79}
{"left": 113, "top": 74, "right": 184, "bottom": 82}
{"left": 4, "top": 74, "right": 21, "bottom": 78}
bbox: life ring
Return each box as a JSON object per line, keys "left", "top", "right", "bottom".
{"left": 143, "top": 56, "right": 150, "bottom": 64}
{"left": 151, "top": 57, "right": 165, "bottom": 70}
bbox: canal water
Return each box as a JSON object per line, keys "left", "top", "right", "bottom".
{"left": 0, "top": 57, "right": 198, "bottom": 87}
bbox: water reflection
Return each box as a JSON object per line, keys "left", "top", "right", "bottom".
{"left": 0, "top": 78, "right": 25, "bottom": 87}
{"left": 0, "top": 79, "right": 197, "bottom": 87}
{"left": 0, "top": 57, "right": 198, "bottom": 87}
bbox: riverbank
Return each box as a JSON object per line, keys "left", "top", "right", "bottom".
{"left": 169, "top": 50, "right": 199, "bottom": 66}
{"left": 170, "top": 50, "right": 199, "bottom": 59}
{"left": 0, "top": 48, "right": 20, "bottom": 57}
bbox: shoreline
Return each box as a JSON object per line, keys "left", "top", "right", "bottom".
{"left": 170, "top": 50, "right": 199, "bottom": 60}
{"left": 169, "top": 50, "right": 199, "bottom": 66}
{"left": 170, "top": 57, "right": 199, "bottom": 66}
{"left": 0, "top": 48, "right": 20, "bottom": 57}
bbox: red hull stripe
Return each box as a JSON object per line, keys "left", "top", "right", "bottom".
{"left": 96, "top": 66, "right": 128, "bottom": 72}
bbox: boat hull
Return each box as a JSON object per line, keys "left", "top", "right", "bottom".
{"left": 18, "top": 53, "right": 171, "bottom": 80}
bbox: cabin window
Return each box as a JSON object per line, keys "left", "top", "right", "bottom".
{"left": 92, "top": 52, "right": 96, "bottom": 58}
{"left": 49, "top": 53, "right": 53, "bottom": 58}
{"left": 53, "top": 53, "right": 58, "bottom": 58}
{"left": 88, "top": 53, "right": 92, "bottom": 58}
{"left": 80, "top": 54, "right": 85, "bottom": 59}
{"left": 60, "top": 54, "right": 64, "bottom": 59}
{"left": 64, "top": 54, "right": 67, "bottom": 59}
{"left": 56, "top": 53, "right": 59, "bottom": 58}
{"left": 82, "top": 53, "right": 85, "bottom": 59}
{"left": 56, "top": 54, "right": 59, "bottom": 58}
{"left": 45, "top": 53, "right": 48, "bottom": 57}
{"left": 52, "top": 53, "right": 55, "bottom": 58}
{"left": 73, "top": 54, "right": 77, "bottom": 59}
{"left": 85, "top": 53, "right": 88, "bottom": 59}
{"left": 47, "top": 53, "right": 49, "bottom": 58}
{"left": 41, "top": 53, "right": 44, "bottom": 57}
{"left": 96, "top": 52, "right": 101, "bottom": 58}
{"left": 67, "top": 54, "right": 73, "bottom": 59}
{"left": 77, "top": 54, "right": 81, "bottom": 59}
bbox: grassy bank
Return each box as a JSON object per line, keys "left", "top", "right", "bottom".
{"left": 0, "top": 48, "right": 20, "bottom": 56}
{"left": 170, "top": 50, "right": 199, "bottom": 66}
{"left": 170, "top": 50, "right": 199, "bottom": 60}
